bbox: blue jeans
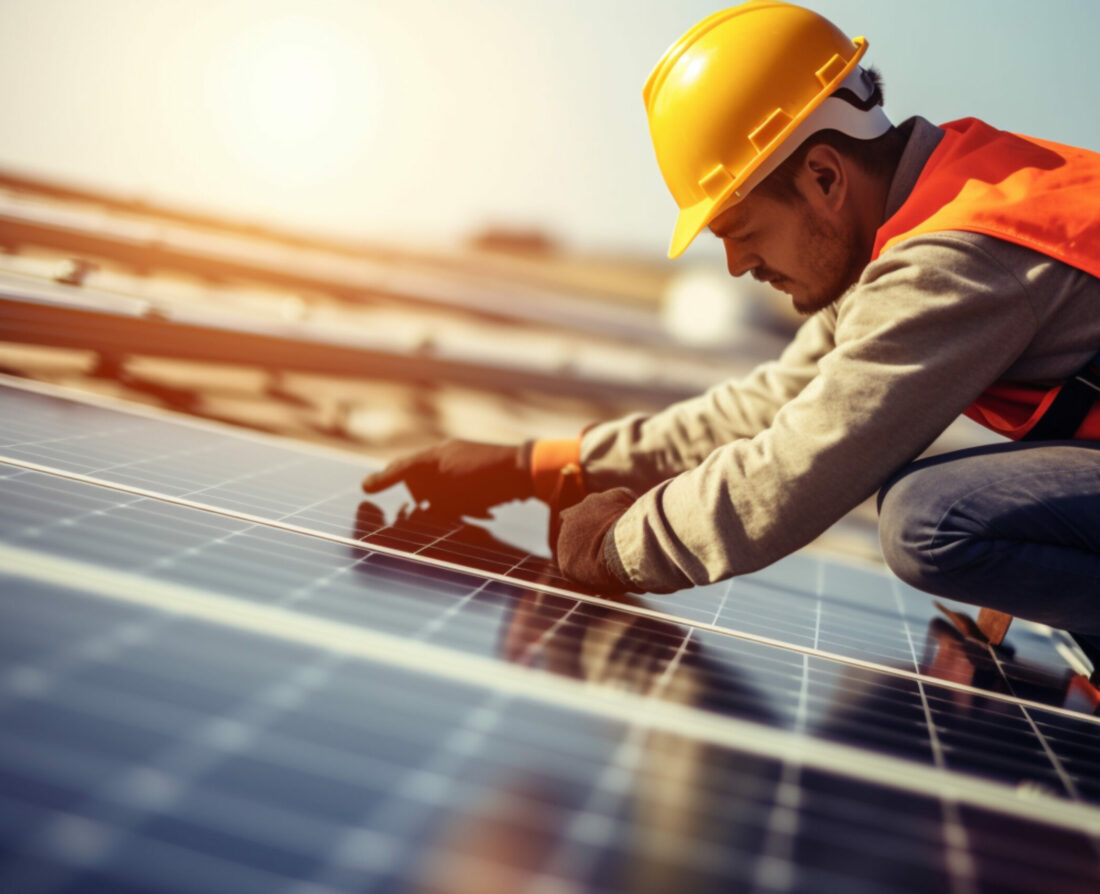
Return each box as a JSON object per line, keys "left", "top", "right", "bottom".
{"left": 877, "top": 440, "right": 1100, "bottom": 637}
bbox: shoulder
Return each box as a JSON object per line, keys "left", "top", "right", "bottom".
{"left": 868, "top": 231, "right": 1095, "bottom": 308}
{"left": 858, "top": 231, "right": 1057, "bottom": 303}
{"left": 833, "top": 232, "right": 1044, "bottom": 342}
{"left": 873, "top": 230, "right": 1038, "bottom": 281}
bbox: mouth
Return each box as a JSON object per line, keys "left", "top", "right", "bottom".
{"left": 752, "top": 270, "right": 789, "bottom": 291}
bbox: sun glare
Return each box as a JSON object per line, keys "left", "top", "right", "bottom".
{"left": 206, "top": 15, "right": 374, "bottom": 186}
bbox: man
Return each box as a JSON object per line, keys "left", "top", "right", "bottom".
{"left": 363, "top": 2, "right": 1100, "bottom": 654}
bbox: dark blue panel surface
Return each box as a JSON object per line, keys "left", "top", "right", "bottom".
{"left": 2, "top": 572, "right": 1099, "bottom": 894}
{"left": 2, "top": 382, "right": 1099, "bottom": 893}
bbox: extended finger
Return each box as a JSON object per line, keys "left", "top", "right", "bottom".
{"left": 361, "top": 453, "right": 425, "bottom": 493}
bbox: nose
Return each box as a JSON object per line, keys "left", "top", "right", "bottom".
{"left": 722, "top": 239, "right": 758, "bottom": 278}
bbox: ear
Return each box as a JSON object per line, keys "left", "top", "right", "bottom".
{"left": 800, "top": 143, "right": 847, "bottom": 212}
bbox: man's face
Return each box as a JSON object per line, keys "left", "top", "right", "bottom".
{"left": 708, "top": 186, "right": 860, "bottom": 315}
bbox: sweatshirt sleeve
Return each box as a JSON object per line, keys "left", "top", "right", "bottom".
{"left": 608, "top": 234, "right": 1040, "bottom": 593}
{"left": 578, "top": 308, "right": 836, "bottom": 494}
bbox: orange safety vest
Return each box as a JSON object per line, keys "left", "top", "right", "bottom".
{"left": 871, "top": 117, "right": 1100, "bottom": 440}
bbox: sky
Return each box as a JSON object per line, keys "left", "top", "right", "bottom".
{"left": 1, "top": 0, "right": 1098, "bottom": 261}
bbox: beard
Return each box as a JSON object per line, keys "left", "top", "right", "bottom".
{"left": 789, "top": 202, "right": 863, "bottom": 316}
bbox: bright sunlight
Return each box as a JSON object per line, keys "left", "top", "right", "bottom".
{"left": 204, "top": 14, "right": 375, "bottom": 187}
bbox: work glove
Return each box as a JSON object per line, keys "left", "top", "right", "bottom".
{"left": 554, "top": 487, "right": 638, "bottom": 595}
{"left": 361, "top": 439, "right": 532, "bottom": 518}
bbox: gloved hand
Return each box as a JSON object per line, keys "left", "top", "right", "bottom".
{"left": 555, "top": 487, "right": 638, "bottom": 594}
{"left": 362, "top": 439, "right": 532, "bottom": 518}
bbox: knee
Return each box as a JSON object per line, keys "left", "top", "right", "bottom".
{"left": 877, "top": 463, "right": 975, "bottom": 597}
{"left": 878, "top": 469, "right": 935, "bottom": 590}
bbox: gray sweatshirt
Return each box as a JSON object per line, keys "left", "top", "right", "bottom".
{"left": 584, "top": 117, "right": 1100, "bottom": 593}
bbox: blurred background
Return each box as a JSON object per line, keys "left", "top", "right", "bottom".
{"left": 1, "top": 0, "right": 1096, "bottom": 556}
{"left": 3, "top": 0, "right": 1099, "bottom": 256}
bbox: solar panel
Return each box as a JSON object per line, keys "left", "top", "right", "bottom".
{"left": 2, "top": 376, "right": 1099, "bottom": 892}
{"left": 1, "top": 376, "right": 1093, "bottom": 715}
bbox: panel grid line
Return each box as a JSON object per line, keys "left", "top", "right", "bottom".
{"left": 305, "top": 602, "right": 587, "bottom": 892}
{"left": 747, "top": 593, "right": 821, "bottom": 893}
{"left": 523, "top": 627, "right": 698, "bottom": 893}
{"left": 892, "top": 579, "right": 979, "bottom": 894}
{"left": 985, "top": 644, "right": 1100, "bottom": 860}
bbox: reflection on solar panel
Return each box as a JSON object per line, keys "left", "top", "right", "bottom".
{"left": 2, "top": 376, "right": 1099, "bottom": 893}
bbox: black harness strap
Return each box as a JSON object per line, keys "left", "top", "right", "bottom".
{"left": 831, "top": 68, "right": 883, "bottom": 113}
{"left": 1021, "top": 349, "right": 1100, "bottom": 441}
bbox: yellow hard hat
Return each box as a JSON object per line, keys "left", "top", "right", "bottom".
{"left": 645, "top": 2, "right": 883, "bottom": 258}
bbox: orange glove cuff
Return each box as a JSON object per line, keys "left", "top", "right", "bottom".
{"left": 530, "top": 437, "right": 584, "bottom": 503}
